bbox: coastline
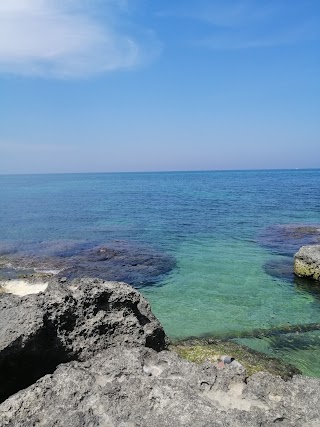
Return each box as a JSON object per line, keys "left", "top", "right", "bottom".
{"left": 0, "top": 274, "right": 316, "bottom": 382}
{"left": 1, "top": 237, "right": 320, "bottom": 378}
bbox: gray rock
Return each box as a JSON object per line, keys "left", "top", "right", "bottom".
{"left": 0, "top": 279, "right": 166, "bottom": 403}
{"left": 294, "top": 245, "right": 320, "bottom": 281}
{"left": 1, "top": 278, "right": 320, "bottom": 426}
{"left": 1, "top": 346, "right": 320, "bottom": 427}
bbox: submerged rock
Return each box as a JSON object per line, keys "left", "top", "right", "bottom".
{"left": 263, "top": 257, "right": 294, "bottom": 281}
{"left": 0, "top": 240, "right": 176, "bottom": 287}
{"left": 259, "top": 224, "right": 320, "bottom": 256}
{"left": 263, "top": 257, "right": 320, "bottom": 299}
{"left": 294, "top": 245, "right": 320, "bottom": 281}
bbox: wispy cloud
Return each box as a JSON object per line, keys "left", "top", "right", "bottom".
{"left": 159, "top": 0, "right": 319, "bottom": 50}
{"left": 159, "top": 0, "right": 276, "bottom": 27}
{"left": 195, "top": 23, "right": 318, "bottom": 50}
{"left": 0, "top": 0, "right": 160, "bottom": 78}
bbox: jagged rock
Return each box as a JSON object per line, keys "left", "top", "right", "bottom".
{"left": 1, "top": 346, "right": 320, "bottom": 427}
{"left": 294, "top": 245, "right": 320, "bottom": 281}
{"left": 0, "top": 279, "right": 166, "bottom": 403}
{"left": 1, "top": 278, "right": 320, "bottom": 426}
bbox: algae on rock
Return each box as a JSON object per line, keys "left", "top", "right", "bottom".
{"left": 170, "top": 338, "right": 300, "bottom": 379}
{"left": 294, "top": 245, "right": 320, "bottom": 281}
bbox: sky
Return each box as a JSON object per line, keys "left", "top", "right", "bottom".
{"left": 0, "top": 0, "right": 319, "bottom": 174}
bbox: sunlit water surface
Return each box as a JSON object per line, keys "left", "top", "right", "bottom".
{"left": 0, "top": 170, "right": 319, "bottom": 376}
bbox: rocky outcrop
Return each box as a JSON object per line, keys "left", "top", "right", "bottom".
{"left": 0, "top": 279, "right": 166, "bottom": 403}
{"left": 294, "top": 245, "right": 320, "bottom": 281}
{"left": 1, "top": 346, "right": 320, "bottom": 426}
{"left": 1, "top": 278, "right": 320, "bottom": 426}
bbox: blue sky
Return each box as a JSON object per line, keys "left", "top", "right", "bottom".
{"left": 0, "top": 0, "right": 319, "bottom": 173}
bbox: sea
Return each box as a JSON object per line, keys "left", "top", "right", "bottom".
{"left": 1, "top": 169, "right": 320, "bottom": 376}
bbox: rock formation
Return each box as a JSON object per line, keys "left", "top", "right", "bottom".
{"left": 294, "top": 245, "right": 320, "bottom": 281}
{"left": 0, "top": 279, "right": 166, "bottom": 403}
{"left": 1, "top": 278, "right": 320, "bottom": 426}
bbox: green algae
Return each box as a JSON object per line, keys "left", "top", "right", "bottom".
{"left": 170, "top": 338, "right": 300, "bottom": 379}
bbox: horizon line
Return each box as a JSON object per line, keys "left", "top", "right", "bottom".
{"left": 0, "top": 167, "right": 319, "bottom": 177}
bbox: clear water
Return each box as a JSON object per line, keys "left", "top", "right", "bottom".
{"left": 1, "top": 170, "right": 320, "bottom": 375}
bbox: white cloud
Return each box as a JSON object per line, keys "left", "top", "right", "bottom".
{"left": 0, "top": 0, "right": 157, "bottom": 78}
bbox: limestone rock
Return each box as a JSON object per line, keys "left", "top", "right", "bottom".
{"left": 0, "top": 278, "right": 167, "bottom": 403}
{"left": 1, "top": 278, "right": 320, "bottom": 426}
{"left": 294, "top": 245, "right": 320, "bottom": 281}
{"left": 1, "top": 346, "right": 320, "bottom": 427}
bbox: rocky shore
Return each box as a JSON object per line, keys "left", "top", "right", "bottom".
{"left": 1, "top": 278, "right": 320, "bottom": 426}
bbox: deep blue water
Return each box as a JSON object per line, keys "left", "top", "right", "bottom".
{"left": 1, "top": 169, "right": 320, "bottom": 375}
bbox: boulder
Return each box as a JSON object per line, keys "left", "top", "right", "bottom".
{"left": 0, "top": 278, "right": 166, "bottom": 403}
{"left": 294, "top": 245, "right": 320, "bottom": 281}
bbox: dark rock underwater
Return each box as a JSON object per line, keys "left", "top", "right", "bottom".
{"left": 0, "top": 240, "right": 176, "bottom": 288}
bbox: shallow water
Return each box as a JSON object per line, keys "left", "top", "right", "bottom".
{"left": 142, "top": 239, "right": 320, "bottom": 340}
{"left": 235, "top": 331, "right": 320, "bottom": 377}
{"left": 0, "top": 170, "right": 319, "bottom": 375}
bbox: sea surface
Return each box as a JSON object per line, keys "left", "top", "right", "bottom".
{"left": 1, "top": 169, "right": 320, "bottom": 376}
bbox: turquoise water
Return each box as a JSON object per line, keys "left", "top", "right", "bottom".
{"left": 1, "top": 170, "right": 320, "bottom": 375}
{"left": 143, "top": 240, "right": 318, "bottom": 338}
